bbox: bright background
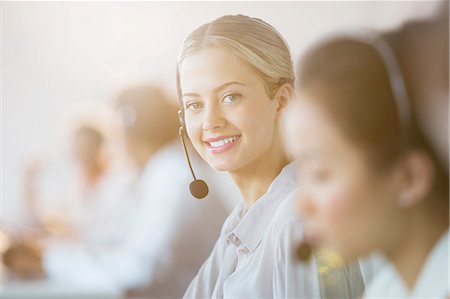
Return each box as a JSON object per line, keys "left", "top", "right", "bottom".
{"left": 1, "top": 1, "right": 442, "bottom": 223}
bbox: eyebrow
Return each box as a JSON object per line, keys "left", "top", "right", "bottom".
{"left": 181, "top": 81, "right": 246, "bottom": 99}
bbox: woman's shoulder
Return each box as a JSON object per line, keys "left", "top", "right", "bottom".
{"left": 272, "top": 186, "right": 302, "bottom": 233}
{"left": 267, "top": 162, "right": 302, "bottom": 229}
{"left": 364, "top": 263, "right": 406, "bottom": 298}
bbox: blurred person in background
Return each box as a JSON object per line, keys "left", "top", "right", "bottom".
{"left": 2, "top": 107, "right": 137, "bottom": 279}
{"left": 178, "top": 14, "right": 365, "bottom": 298}
{"left": 23, "top": 122, "right": 135, "bottom": 243}
{"left": 282, "top": 6, "right": 448, "bottom": 298}
{"left": 4, "top": 84, "right": 234, "bottom": 298}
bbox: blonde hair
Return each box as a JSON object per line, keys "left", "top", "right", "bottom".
{"left": 177, "top": 14, "right": 295, "bottom": 98}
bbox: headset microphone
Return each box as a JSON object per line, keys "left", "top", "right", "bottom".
{"left": 178, "top": 109, "right": 209, "bottom": 199}
{"left": 296, "top": 240, "right": 313, "bottom": 262}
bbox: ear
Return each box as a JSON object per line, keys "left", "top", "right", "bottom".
{"left": 396, "top": 150, "right": 435, "bottom": 208}
{"left": 273, "top": 83, "right": 295, "bottom": 120}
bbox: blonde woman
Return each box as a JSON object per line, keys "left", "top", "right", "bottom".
{"left": 177, "top": 15, "right": 364, "bottom": 298}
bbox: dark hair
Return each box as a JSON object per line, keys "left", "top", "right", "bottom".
{"left": 383, "top": 3, "right": 449, "bottom": 172}
{"left": 117, "top": 85, "right": 178, "bottom": 146}
{"left": 75, "top": 125, "right": 104, "bottom": 150}
{"left": 299, "top": 38, "right": 404, "bottom": 163}
{"left": 297, "top": 33, "right": 448, "bottom": 197}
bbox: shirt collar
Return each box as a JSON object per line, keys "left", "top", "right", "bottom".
{"left": 412, "top": 229, "right": 449, "bottom": 297}
{"left": 224, "top": 162, "right": 297, "bottom": 253}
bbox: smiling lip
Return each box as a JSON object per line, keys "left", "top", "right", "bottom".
{"left": 204, "top": 135, "right": 241, "bottom": 155}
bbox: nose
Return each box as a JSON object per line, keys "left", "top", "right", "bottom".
{"left": 203, "top": 105, "right": 226, "bottom": 132}
{"left": 296, "top": 190, "right": 316, "bottom": 219}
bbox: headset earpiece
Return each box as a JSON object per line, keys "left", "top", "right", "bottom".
{"left": 177, "top": 108, "right": 185, "bottom": 133}
{"left": 296, "top": 240, "right": 313, "bottom": 262}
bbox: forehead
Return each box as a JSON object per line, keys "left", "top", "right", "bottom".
{"left": 178, "top": 47, "right": 262, "bottom": 94}
{"left": 283, "top": 98, "right": 348, "bottom": 156}
{"left": 285, "top": 99, "right": 329, "bottom": 137}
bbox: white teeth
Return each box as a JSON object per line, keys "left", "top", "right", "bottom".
{"left": 209, "top": 136, "right": 237, "bottom": 148}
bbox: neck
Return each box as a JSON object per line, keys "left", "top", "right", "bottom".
{"left": 230, "top": 139, "right": 289, "bottom": 210}
{"left": 385, "top": 196, "right": 448, "bottom": 291}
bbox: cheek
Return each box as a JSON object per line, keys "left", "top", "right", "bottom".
{"left": 317, "top": 180, "right": 367, "bottom": 233}
{"left": 185, "top": 117, "right": 205, "bottom": 153}
{"left": 318, "top": 176, "right": 386, "bottom": 258}
{"left": 238, "top": 103, "right": 276, "bottom": 142}
{"left": 185, "top": 116, "right": 202, "bottom": 140}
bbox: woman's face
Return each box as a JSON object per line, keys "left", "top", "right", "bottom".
{"left": 282, "top": 98, "right": 403, "bottom": 261}
{"left": 178, "top": 47, "right": 280, "bottom": 172}
{"left": 72, "top": 129, "right": 102, "bottom": 168}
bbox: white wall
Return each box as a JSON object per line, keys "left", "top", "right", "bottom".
{"left": 1, "top": 1, "right": 442, "bottom": 223}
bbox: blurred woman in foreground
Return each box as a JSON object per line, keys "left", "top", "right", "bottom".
{"left": 283, "top": 12, "right": 448, "bottom": 297}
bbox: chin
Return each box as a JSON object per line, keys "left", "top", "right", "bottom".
{"left": 206, "top": 157, "right": 240, "bottom": 173}
{"left": 208, "top": 161, "right": 234, "bottom": 172}
{"left": 331, "top": 244, "right": 361, "bottom": 263}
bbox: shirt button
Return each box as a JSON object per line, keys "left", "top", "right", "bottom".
{"left": 238, "top": 247, "right": 248, "bottom": 254}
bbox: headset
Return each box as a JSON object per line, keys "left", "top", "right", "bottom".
{"left": 297, "top": 30, "right": 411, "bottom": 263}
{"left": 178, "top": 108, "right": 209, "bottom": 199}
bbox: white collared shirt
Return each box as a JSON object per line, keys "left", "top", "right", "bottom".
{"left": 365, "top": 230, "right": 449, "bottom": 299}
{"left": 184, "top": 163, "right": 366, "bottom": 298}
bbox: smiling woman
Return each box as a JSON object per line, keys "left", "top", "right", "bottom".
{"left": 176, "top": 14, "right": 365, "bottom": 298}
{"left": 179, "top": 46, "right": 284, "bottom": 174}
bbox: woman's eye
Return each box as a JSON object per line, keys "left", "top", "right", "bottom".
{"left": 185, "top": 102, "right": 202, "bottom": 111}
{"left": 222, "top": 94, "right": 241, "bottom": 104}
